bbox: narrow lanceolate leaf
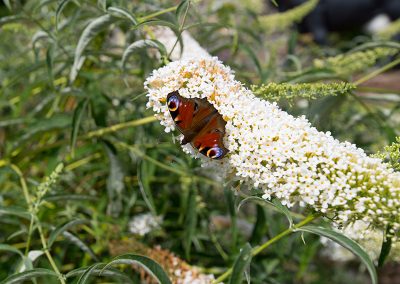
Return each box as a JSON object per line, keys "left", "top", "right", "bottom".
{"left": 378, "top": 226, "right": 392, "bottom": 267}
{"left": 103, "top": 142, "right": 125, "bottom": 217}
{"left": 298, "top": 226, "right": 378, "bottom": 284}
{"left": 121, "top": 39, "right": 167, "bottom": 70}
{"left": 237, "top": 196, "right": 293, "bottom": 227}
{"left": 46, "top": 43, "right": 55, "bottom": 86}
{"left": 70, "top": 14, "right": 115, "bottom": 82}
{"left": 48, "top": 219, "right": 88, "bottom": 248}
{"left": 103, "top": 254, "right": 172, "bottom": 284}
{"left": 70, "top": 98, "right": 89, "bottom": 157}
{"left": 184, "top": 185, "right": 197, "bottom": 259}
{"left": 97, "top": 0, "right": 107, "bottom": 11}
{"left": 0, "top": 268, "right": 59, "bottom": 284}
{"left": 176, "top": 0, "right": 190, "bottom": 25}
{"left": 62, "top": 231, "right": 98, "bottom": 261}
{"left": 0, "top": 244, "right": 24, "bottom": 257}
{"left": 229, "top": 243, "right": 252, "bottom": 284}
{"left": 76, "top": 263, "right": 105, "bottom": 284}
{"left": 107, "top": 7, "right": 137, "bottom": 25}
{"left": 55, "top": 0, "right": 75, "bottom": 30}
{"left": 3, "top": 0, "right": 12, "bottom": 10}
{"left": 271, "top": 198, "right": 293, "bottom": 227}
{"left": 0, "top": 206, "right": 31, "bottom": 220}
{"left": 31, "top": 30, "right": 49, "bottom": 52}
{"left": 0, "top": 245, "right": 33, "bottom": 273}
{"left": 66, "top": 266, "right": 132, "bottom": 282}
{"left": 137, "top": 160, "right": 156, "bottom": 215}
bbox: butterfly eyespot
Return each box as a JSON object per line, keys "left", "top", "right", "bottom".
{"left": 168, "top": 95, "right": 179, "bottom": 111}
{"left": 207, "top": 147, "right": 224, "bottom": 159}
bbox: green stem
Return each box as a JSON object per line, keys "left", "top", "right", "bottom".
{"left": 212, "top": 214, "right": 317, "bottom": 284}
{"left": 25, "top": 217, "right": 34, "bottom": 256}
{"left": 354, "top": 56, "right": 400, "bottom": 86}
{"left": 84, "top": 116, "right": 157, "bottom": 139}
{"left": 138, "top": 6, "right": 178, "bottom": 23}
{"left": 37, "top": 220, "right": 66, "bottom": 284}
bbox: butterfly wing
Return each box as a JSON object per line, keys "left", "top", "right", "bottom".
{"left": 191, "top": 113, "right": 228, "bottom": 159}
{"left": 167, "top": 91, "right": 228, "bottom": 159}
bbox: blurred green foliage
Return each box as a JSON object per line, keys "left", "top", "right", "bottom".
{"left": 0, "top": 0, "right": 399, "bottom": 283}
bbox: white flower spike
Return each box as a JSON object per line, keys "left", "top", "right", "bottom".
{"left": 145, "top": 57, "right": 400, "bottom": 239}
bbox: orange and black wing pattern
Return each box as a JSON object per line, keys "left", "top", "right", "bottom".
{"left": 166, "top": 91, "right": 228, "bottom": 159}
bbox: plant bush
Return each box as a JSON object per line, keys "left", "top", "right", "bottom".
{"left": 1, "top": 0, "right": 400, "bottom": 283}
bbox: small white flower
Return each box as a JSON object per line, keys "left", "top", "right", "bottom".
{"left": 128, "top": 213, "right": 162, "bottom": 236}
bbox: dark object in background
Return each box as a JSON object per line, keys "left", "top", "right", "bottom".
{"left": 276, "top": 0, "right": 400, "bottom": 44}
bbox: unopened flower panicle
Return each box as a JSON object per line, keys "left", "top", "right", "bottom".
{"left": 145, "top": 57, "right": 400, "bottom": 238}
{"left": 314, "top": 47, "right": 398, "bottom": 76}
{"left": 251, "top": 82, "right": 356, "bottom": 102}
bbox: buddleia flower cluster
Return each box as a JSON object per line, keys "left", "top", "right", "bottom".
{"left": 128, "top": 213, "right": 162, "bottom": 236}
{"left": 145, "top": 57, "right": 400, "bottom": 239}
{"left": 109, "top": 238, "right": 216, "bottom": 284}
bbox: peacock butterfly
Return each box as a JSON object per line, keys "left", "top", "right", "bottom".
{"left": 166, "top": 91, "right": 228, "bottom": 159}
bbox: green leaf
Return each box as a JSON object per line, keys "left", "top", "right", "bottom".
{"left": 0, "top": 206, "right": 31, "bottom": 220}
{"left": 103, "top": 141, "right": 125, "bottom": 217}
{"left": 0, "top": 244, "right": 24, "bottom": 257}
{"left": 270, "top": 0, "right": 278, "bottom": 7}
{"left": 229, "top": 243, "right": 252, "bottom": 284}
{"left": 0, "top": 268, "right": 59, "bottom": 284}
{"left": 31, "top": 31, "right": 49, "bottom": 53}
{"left": 0, "top": 245, "right": 34, "bottom": 273}
{"left": 225, "top": 188, "right": 238, "bottom": 251}
{"left": 121, "top": 39, "right": 167, "bottom": 70}
{"left": 238, "top": 196, "right": 293, "bottom": 227}
{"left": 44, "top": 194, "right": 98, "bottom": 202}
{"left": 76, "top": 263, "right": 105, "bottom": 284}
{"left": 70, "top": 14, "right": 115, "bottom": 82}
{"left": 107, "top": 7, "right": 137, "bottom": 25}
{"left": 55, "top": 0, "right": 75, "bottom": 31}
{"left": 176, "top": 0, "right": 190, "bottom": 25}
{"left": 3, "top": 0, "right": 12, "bottom": 10}
{"left": 97, "top": 0, "right": 106, "bottom": 11}
{"left": 48, "top": 219, "right": 88, "bottom": 248}
{"left": 378, "top": 226, "right": 392, "bottom": 267}
{"left": 184, "top": 184, "right": 197, "bottom": 259}
{"left": 271, "top": 198, "right": 293, "bottom": 227}
{"left": 46, "top": 43, "right": 55, "bottom": 87}
{"left": 137, "top": 160, "right": 156, "bottom": 215}
{"left": 298, "top": 225, "right": 377, "bottom": 284}
{"left": 103, "top": 254, "right": 172, "bottom": 284}
{"left": 239, "top": 43, "right": 263, "bottom": 80}
{"left": 70, "top": 98, "right": 89, "bottom": 157}
{"left": 66, "top": 266, "right": 132, "bottom": 282}
{"left": 136, "top": 20, "right": 179, "bottom": 33}
{"left": 62, "top": 231, "right": 98, "bottom": 261}
{"left": 249, "top": 205, "right": 269, "bottom": 244}
{"left": 0, "top": 15, "right": 23, "bottom": 26}
{"left": 13, "top": 114, "right": 71, "bottom": 149}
